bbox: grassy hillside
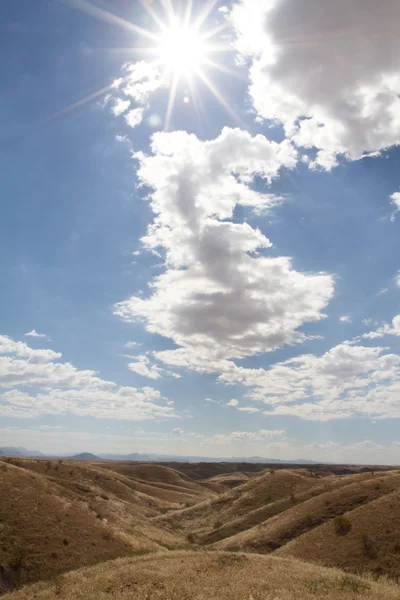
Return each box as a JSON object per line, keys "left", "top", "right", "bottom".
{"left": 213, "top": 472, "right": 400, "bottom": 553}
{"left": 94, "top": 462, "right": 217, "bottom": 503}
{"left": 1, "top": 458, "right": 400, "bottom": 598}
{"left": 3, "top": 551, "right": 400, "bottom": 600}
{"left": 156, "top": 469, "right": 328, "bottom": 535}
{"left": 278, "top": 487, "right": 400, "bottom": 578}
{"left": 0, "top": 459, "right": 185, "bottom": 594}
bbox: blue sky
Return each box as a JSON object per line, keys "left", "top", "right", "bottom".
{"left": 2, "top": 0, "right": 400, "bottom": 462}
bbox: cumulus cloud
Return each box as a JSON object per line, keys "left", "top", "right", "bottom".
{"left": 217, "top": 339, "right": 400, "bottom": 420}
{"left": 114, "top": 127, "right": 333, "bottom": 371}
{"left": 117, "top": 61, "right": 163, "bottom": 105}
{"left": 230, "top": 0, "right": 400, "bottom": 167}
{"left": 128, "top": 355, "right": 162, "bottom": 380}
{"left": 390, "top": 192, "right": 400, "bottom": 221}
{"left": 226, "top": 399, "right": 239, "bottom": 407}
{"left": 172, "top": 427, "right": 184, "bottom": 435}
{"left": 124, "top": 341, "right": 140, "bottom": 349}
{"left": 111, "top": 97, "right": 131, "bottom": 116}
{"left": 0, "top": 335, "right": 175, "bottom": 421}
{"left": 125, "top": 107, "right": 144, "bottom": 128}
{"left": 339, "top": 316, "right": 352, "bottom": 323}
{"left": 361, "top": 314, "right": 400, "bottom": 340}
{"left": 24, "top": 329, "right": 49, "bottom": 339}
{"left": 206, "top": 429, "right": 286, "bottom": 445}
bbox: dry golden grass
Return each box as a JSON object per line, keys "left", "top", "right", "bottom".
{"left": 95, "top": 462, "right": 216, "bottom": 503}
{"left": 278, "top": 486, "right": 400, "bottom": 579}
{"left": 156, "top": 469, "right": 328, "bottom": 536}
{"left": 0, "top": 459, "right": 186, "bottom": 593}
{"left": 2, "top": 458, "right": 400, "bottom": 598}
{"left": 0, "top": 463, "right": 130, "bottom": 593}
{"left": 3, "top": 550, "right": 400, "bottom": 600}
{"left": 214, "top": 471, "right": 400, "bottom": 554}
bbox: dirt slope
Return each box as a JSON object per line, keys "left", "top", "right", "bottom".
{"left": 3, "top": 551, "right": 400, "bottom": 600}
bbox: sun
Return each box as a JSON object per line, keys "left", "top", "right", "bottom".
{"left": 157, "top": 26, "right": 209, "bottom": 77}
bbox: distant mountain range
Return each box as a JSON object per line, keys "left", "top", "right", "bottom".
{"left": 0, "top": 446, "right": 316, "bottom": 464}
{"left": 0, "top": 446, "right": 44, "bottom": 458}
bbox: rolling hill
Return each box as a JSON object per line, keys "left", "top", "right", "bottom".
{"left": 2, "top": 551, "right": 399, "bottom": 600}
{"left": 1, "top": 457, "right": 400, "bottom": 598}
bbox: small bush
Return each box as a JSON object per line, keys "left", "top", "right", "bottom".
{"left": 63, "top": 538, "right": 70, "bottom": 546}
{"left": 333, "top": 515, "right": 352, "bottom": 536}
{"left": 186, "top": 533, "right": 195, "bottom": 544}
{"left": 2, "top": 544, "right": 8, "bottom": 552}
{"left": 1, "top": 463, "right": 7, "bottom": 472}
{"left": 393, "top": 540, "right": 400, "bottom": 553}
{"left": 96, "top": 513, "right": 102, "bottom": 520}
{"left": 269, "top": 469, "right": 276, "bottom": 475}
{"left": 290, "top": 492, "right": 296, "bottom": 505}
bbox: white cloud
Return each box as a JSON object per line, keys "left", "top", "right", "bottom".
{"left": 24, "top": 329, "right": 49, "bottom": 339}
{"left": 238, "top": 406, "right": 260, "bottom": 413}
{"left": 111, "top": 97, "right": 131, "bottom": 116}
{"left": 124, "top": 341, "right": 140, "bottom": 349}
{"left": 117, "top": 61, "right": 163, "bottom": 105}
{"left": 114, "top": 128, "right": 333, "bottom": 371}
{"left": 230, "top": 0, "right": 400, "bottom": 167}
{"left": 361, "top": 313, "right": 400, "bottom": 340}
{"left": 226, "top": 399, "right": 239, "bottom": 407}
{"left": 377, "top": 288, "right": 389, "bottom": 296}
{"left": 207, "top": 429, "right": 286, "bottom": 445}
{"left": 395, "top": 272, "right": 400, "bottom": 287}
{"left": 339, "top": 316, "right": 352, "bottom": 323}
{"left": 216, "top": 339, "right": 400, "bottom": 421}
{"left": 125, "top": 107, "right": 144, "bottom": 128}
{"left": 390, "top": 192, "right": 400, "bottom": 221}
{"left": 0, "top": 335, "right": 175, "bottom": 422}
{"left": 172, "top": 427, "right": 184, "bottom": 435}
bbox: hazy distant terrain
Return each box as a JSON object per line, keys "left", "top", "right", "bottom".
{"left": 1, "top": 457, "right": 400, "bottom": 598}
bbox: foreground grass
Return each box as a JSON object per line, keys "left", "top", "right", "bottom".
{"left": 3, "top": 550, "right": 400, "bottom": 600}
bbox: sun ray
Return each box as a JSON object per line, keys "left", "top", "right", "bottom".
{"left": 203, "top": 58, "right": 247, "bottom": 81}
{"left": 164, "top": 72, "right": 179, "bottom": 131}
{"left": 139, "top": 0, "right": 168, "bottom": 34}
{"left": 183, "top": 0, "right": 194, "bottom": 29}
{"left": 162, "top": 0, "right": 178, "bottom": 28}
{"left": 196, "top": 69, "right": 245, "bottom": 128}
{"left": 202, "top": 22, "right": 230, "bottom": 41}
{"left": 193, "top": 0, "right": 220, "bottom": 32}
{"left": 64, "top": 0, "right": 158, "bottom": 41}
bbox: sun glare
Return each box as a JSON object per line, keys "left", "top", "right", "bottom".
{"left": 157, "top": 26, "right": 208, "bottom": 77}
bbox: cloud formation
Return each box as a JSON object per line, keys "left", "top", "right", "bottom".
{"left": 114, "top": 127, "right": 333, "bottom": 370}
{"left": 231, "top": 0, "right": 400, "bottom": 167}
{"left": 0, "top": 335, "right": 175, "bottom": 421}
{"left": 24, "top": 329, "right": 49, "bottom": 339}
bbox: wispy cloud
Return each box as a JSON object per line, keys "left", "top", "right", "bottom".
{"left": 24, "top": 329, "right": 49, "bottom": 340}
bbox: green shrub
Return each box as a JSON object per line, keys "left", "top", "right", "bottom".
{"left": 333, "top": 515, "right": 352, "bottom": 536}
{"left": 63, "top": 538, "right": 70, "bottom": 546}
